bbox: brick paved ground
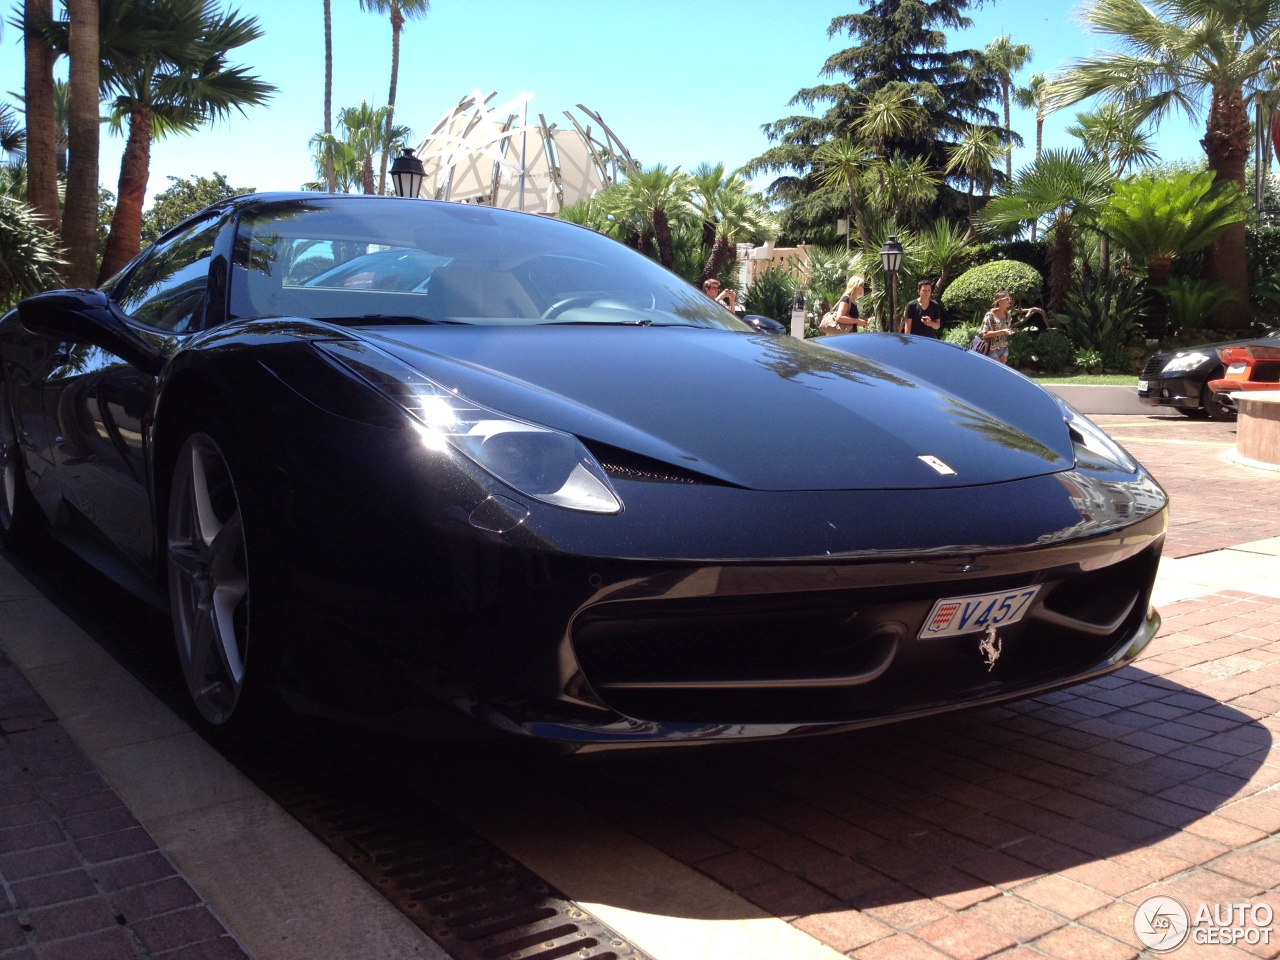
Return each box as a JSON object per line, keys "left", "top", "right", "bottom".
{"left": 1099, "top": 417, "right": 1280, "bottom": 559}
{"left": 536, "top": 415, "right": 1280, "bottom": 959}
{"left": 0, "top": 653, "right": 248, "bottom": 960}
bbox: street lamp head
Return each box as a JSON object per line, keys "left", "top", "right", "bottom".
{"left": 879, "top": 235, "right": 904, "bottom": 274}
{"left": 390, "top": 147, "right": 426, "bottom": 199}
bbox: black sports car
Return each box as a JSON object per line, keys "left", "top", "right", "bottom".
{"left": 1, "top": 194, "right": 1168, "bottom": 748}
{"left": 1138, "top": 328, "right": 1280, "bottom": 420}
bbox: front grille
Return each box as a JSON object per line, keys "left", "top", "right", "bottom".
{"left": 1140, "top": 354, "right": 1168, "bottom": 379}
{"left": 572, "top": 547, "right": 1159, "bottom": 725}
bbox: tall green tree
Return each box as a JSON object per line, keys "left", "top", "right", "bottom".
{"left": 1066, "top": 104, "right": 1158, "bottom": 177}
{"left": 1013, "top": 72, "right": 1050, "bottom": 163}
{"left": 63, "top": 0, "right": 99, "bottom": 287}
{"left": 77, "top": 0, "right": 274, "bottom": 282}
{"left": 21, "top": 0, "right": 59, "bottom": 232}
{"left": 980, "top": 150, "right": 1115, "bottom": 312}
{"left": 748, "top": 0, "right": 1003, "bottom": 233}
{"left": 311, "top": 101, "right": 409, "bottom": 195}
{"left": 359, "top": 0, "right": 430, "bottom": 196}
{"left": 945, "top": 124, "right": 1001, "bottom": 223}
{"left": 1048, "top": 0, "right": 1280, "bottom": 326}
{"left": 141, "top": 172, "right": 253, "bottom": 244}
{"left": 984, "top": 35, "right": 1033, "bottom": 182}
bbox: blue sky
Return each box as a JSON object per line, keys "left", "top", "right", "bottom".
{"left": 1, "top": 0, "right": 1205, "bottom": 205}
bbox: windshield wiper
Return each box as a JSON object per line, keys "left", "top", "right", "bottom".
{"left": 541, "top": 318, "right": 655, "bottom": 326}
{"left": 328, "top": 314, "right": 464, "bottom": 326}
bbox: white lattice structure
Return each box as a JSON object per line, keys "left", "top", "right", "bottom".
{"left": 414, "top": 91, "right": 637, "bottom": 213}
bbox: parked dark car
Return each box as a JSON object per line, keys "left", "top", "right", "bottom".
{"left": 1138, "top": 328, "right": 1280, "bottom": 420}
{"left": 0, "top": 194, "right": 1168, "bottom": 749}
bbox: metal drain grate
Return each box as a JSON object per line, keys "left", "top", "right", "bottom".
{"left": 240, "top": 752, "right": 653, "bottom": 960}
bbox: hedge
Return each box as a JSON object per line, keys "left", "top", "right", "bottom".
{"left": 940, "top": 260, "right": 1043, "bottom": 326}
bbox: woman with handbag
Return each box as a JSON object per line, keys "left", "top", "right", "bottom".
{"left": 978, "top": 291, "right": 1016, "bottom": 363}
{"left": 819, "top": 276, "right": 869, "bottom": 334}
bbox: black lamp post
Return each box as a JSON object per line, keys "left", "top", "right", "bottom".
{"left": 879, "top": 235, "right": 904, "bottom": 333}
{"left": 390, "top": 147, "right": 426, "bottom": 199}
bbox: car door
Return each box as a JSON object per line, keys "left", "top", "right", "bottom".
{"left": 47, "top": 213, "right": 222, "bottom": 573}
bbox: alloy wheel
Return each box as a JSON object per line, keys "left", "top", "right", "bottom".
{"left": 167, "top": 433, "right": 251, "bottom": 726}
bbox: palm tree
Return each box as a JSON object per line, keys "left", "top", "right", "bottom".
{"left": 313, "top": 101, "right": 409, "bottom": 195}
{"left": 63, "top": 0, "right": 99, "bottom": 288}
{"left": 304, "top": 138, "right": 362, "bottom": 194}
{"left": 980, "top": 150, "right": 1115, "bottom": 312}
{"left": 985, "top": 35, "right": 1033, "bottom": 181}
{"left": 0, "top": 196, "right": 65, "bottom": 309}
{"left": 688, "top": 162, "right": 729, "bottom": 250}
{"left": 1014, "top": 73, "right": 1050, "bottom": 164}
{"left": 701, "top": 186, "right": 775, "bottom": 285}
{"left": 0, "top": 105, "right": 24, "bottom": 156}
{"left": 813, "top": 136, "right": 876, "bottom": 251}
{"left": 878, "top": 153, "right": 940, "bottom": 224}
{"left": 1099, "top": 169, "right": 1249, "bottom": 285}
{"left": 1014, "top": 72, "right": 1051, "bottom": 241}
{"left": 1047, "top": 0, "right": 1280, "bottom": 326}
{"left": 21, "top": 0, "right": 59, "bottom": 231}
{"left": 856, "top": 84, "right": 928, "bottom": 161}
{"left": 1066, "top": 104, "right": 1158, "bottom": 177}
{"left": 945, "top": 125, "right": 1002, "bottom": 225}
{"left": 90, "top": 0, "right": 274, "bottom": 282}
{"left": 612, "top": 165, "right": 690, "bottom": 269}
{"left": 359, "top": 0, "right": 431, "bottom": 196}
{"left": 323, "top": 0, "right": 335, "bottom": 192}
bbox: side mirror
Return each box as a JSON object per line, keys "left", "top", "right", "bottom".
{"left": 741, "top": 314, "right": 788, "bottom": 336}
{"left": 18, "top": 288, "right": 166, "bottom": 376}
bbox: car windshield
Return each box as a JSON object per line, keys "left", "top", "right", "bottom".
{"left": 229, "top": 198, "right": 748, "bottom": 331}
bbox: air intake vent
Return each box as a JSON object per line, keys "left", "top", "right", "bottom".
{"left": 584, "top": 441, "right": 719, "bottom": 486}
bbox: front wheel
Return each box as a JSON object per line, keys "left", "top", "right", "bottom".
{"left": 0, "top": 386, "right": 42, "bottom": 551}
{"left": 1203, "top": 386, "right": 1237, "bottom": 422}
{"left": 167, "top": 430, "right": 275, "bottom": 742}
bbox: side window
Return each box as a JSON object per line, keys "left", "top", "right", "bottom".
{"left": 115, "top": 216, "right": 221, "bottom": 332}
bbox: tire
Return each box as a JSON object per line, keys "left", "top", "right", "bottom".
{"left": 1203, "top": 386, "right": 1237, "bottom": 422}
{"left": 166, "top": 428, "right": 281, "bottom": 744}
{"left": 0, "top": 385, "right": 42, "bottom": 551}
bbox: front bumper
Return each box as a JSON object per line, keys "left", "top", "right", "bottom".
{"left": 1138, "top": 375, "right": 1205, "bottom": 410}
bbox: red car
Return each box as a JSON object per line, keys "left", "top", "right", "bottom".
{"left": 1207, "top": 344, "right": 1280, "bottom": 418}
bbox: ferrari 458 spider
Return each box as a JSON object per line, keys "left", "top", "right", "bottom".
{"left": 0, "top": 194, "right": 1168, "bottom": 748}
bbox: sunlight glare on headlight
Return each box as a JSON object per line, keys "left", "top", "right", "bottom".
{"left": 316, "top": 341, "right": 623, "bottom": 514}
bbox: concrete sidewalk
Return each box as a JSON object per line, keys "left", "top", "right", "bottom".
{"left": 0, "top": 412, "right": 1277, "bottom": 960}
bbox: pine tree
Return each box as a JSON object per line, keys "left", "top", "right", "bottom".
{"left": 749, "top": 0, "right": 1006, "bottom": 235}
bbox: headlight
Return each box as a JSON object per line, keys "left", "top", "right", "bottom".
{"left": 1160, "top": 352, "right": 1213, "bottom": 374}
{"left": 316, "top": 340, "right": 622, "bottom": 514}
{"left": 1055, "top": 397, "right": 1137, "bottom": 472}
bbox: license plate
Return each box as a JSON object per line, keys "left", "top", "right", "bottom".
{"left": 920, "top": 586, "right": 1041, "bottom": 639}
{"left": 1137, "top": 380, "right": 1149, "bottom": 391}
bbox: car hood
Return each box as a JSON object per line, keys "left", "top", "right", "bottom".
{"left": 360, "top": 326, "right": 1075, "bottom": 491}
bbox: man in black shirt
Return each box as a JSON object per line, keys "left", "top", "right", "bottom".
{"left": 903, "top": 279, "right": 943, "bottom": 338}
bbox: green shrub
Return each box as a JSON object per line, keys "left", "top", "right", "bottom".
{"left": 1159, "top": 276, "right": 1231, "bottom": 334}
{"left": 1246, "top": 225, "right": 1280, "bottom": 288}
{"left": 943, "top": 320, "right": 979, "bottom": 348}
{"left": 1054, "top": 271, "right": 1145, "bottom": 355}
{"left": 1032, "top": 329, "right": 1074, "bottom": 374}
{"left": 940, "top": 260, "right": 1044, "bottom": 327}
{"left": 742, "top": 267, "right": 797, "bottom": 324}
{"left": 1008, "top": 330, "right": 1035, "bottom": 368}
{"left": 1074, "top": 347, "right": 1103, "bottom": 372}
